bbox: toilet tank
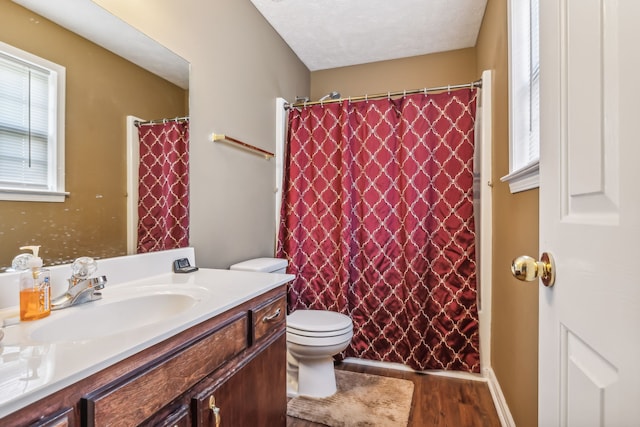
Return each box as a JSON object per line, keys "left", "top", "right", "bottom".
{"left": 229, "top": 257, "right": 288, "bottom": 274}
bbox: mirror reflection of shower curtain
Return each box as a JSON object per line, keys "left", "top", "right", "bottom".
{"left": 136, "top": 120, "right": 190, "bottom": 253}
{"left": 278, "top": 89, "right": 480, "bottom": 373}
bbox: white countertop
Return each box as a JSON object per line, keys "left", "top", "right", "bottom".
{"left": 0, "top": 267, "right": 293, "bottom": 419}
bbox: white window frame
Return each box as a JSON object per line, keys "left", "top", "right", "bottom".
{"left": 502, "top": 0, "right": 540, "bottom": 193}
{"left": 0, "top": 41, "right": 66, "bottom": 202}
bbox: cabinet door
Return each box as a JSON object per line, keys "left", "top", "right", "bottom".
{"left": 193, "top": 333, "right": 287, "bottom": 427}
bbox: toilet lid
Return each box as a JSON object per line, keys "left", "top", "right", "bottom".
{"left": 287, "top": 309, "right": 352, "bottom": 333}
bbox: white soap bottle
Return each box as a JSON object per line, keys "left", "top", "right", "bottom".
{"left": 14, "top": 245, "right": 51, "bottom": 321}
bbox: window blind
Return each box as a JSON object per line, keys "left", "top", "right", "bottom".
{"left": 509, "top": 0, "right": 540, "bottom": 171}
{"left": 0, "top": 53, "right": 51, "bottom": 190}
{"left": 502, "top": 0, "right": 540, "bottom": 192}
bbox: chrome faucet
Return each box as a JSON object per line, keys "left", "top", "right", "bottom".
{"left": 51, "top": 257, "right": 107, "bottom": 310}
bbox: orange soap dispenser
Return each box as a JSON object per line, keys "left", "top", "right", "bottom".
{"left": 14, "top": 245, "right": 51, "bottom": 321}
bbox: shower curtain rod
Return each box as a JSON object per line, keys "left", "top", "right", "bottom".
{"left": 134, "top": 116, "right": 189, "bottom": 126}
{"left": 285, "top": 79, "right": 482, "bottom": 110}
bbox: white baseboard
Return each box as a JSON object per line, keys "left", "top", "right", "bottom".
{"left": 484, "top": 367, "right": 516, "bottom": 427}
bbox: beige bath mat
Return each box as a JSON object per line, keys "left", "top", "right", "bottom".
{"left": 287, "top": 370, "right": 414, "bottom": 427}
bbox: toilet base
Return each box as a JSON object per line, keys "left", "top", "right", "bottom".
{"left": 287, "top": 352, "right": 338, "bottom": 398}
{"left": 286, "top": 351, "right": 300, "bottom": 397}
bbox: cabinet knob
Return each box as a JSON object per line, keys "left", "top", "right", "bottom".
{"left": 209, "top": 395, "right": 221, "bottom": 427}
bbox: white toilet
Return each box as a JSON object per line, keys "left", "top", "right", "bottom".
{"left": 229, "top": 257, "right": 353, "bottom": 398}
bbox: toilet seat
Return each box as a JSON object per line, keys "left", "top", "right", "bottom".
{"left": 286, "top": 330, "right": 353, "bottom": 347}
{"left": 287, "top": 309, "right": 352, "bottom": 333}
{"left": 287, "top": 324, "right": 353, "bottom": 338}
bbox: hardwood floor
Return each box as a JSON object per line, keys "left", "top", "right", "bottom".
{"left": 286, "top": 362, "right": 501, "bottom": 427}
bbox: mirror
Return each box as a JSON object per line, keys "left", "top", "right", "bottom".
{"left": 0, "top": 1, "right": 190, "bottom": 271}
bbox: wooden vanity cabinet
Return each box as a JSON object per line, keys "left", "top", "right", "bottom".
{"left": 1, "top": 285, "right": 287, "bottom": 427}
{"left": 191, "top": 334, "right": 287, "bottom": 427}
{"left": 189, "top": 295, "right": 288, "bottom": 426}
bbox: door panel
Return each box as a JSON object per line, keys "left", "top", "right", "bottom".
{"left": 564, "top": 326, "right": 619, "bottom": 427}
{"left": 563, "top": 0, "right": 619, "bottom": 220}
{"left": 539, "top": 0, "right": 640, "bottom": 425}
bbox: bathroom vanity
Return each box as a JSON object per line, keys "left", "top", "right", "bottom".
{"left": 0, "top": 248, "right": 293, "bottom": 426}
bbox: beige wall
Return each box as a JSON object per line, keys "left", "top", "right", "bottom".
{"left": 310, "top": 48, "right": 477, "bottom": 100}
{"left": 476, "top": 0, "right": 539, "bottom": 426}
{"left": 0, "top": 1, "right": 187, "bottom": 270}
{"left": 96, "top": 0, "right": 310, "bottom": 269}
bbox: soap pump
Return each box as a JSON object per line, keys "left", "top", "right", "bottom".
{"left": 13, "top": 245, "right": 51, "bottom": 321}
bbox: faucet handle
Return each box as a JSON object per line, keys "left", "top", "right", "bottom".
{"left": 71, "top": 257, "right": 97, "bottom": 279}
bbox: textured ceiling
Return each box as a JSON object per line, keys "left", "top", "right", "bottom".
{"left": 250, "top": 0, "right": 488, "bottom": 71}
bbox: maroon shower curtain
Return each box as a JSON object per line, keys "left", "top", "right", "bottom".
{"left": 277, "top": 89, "right": 480, "bottom": 372}
{"left": 137, "top": 120, "right": 190, "bottom": 253}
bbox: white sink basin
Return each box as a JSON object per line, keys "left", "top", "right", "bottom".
{"left": 29, "top": 287, "right": 207, "bottom": 343}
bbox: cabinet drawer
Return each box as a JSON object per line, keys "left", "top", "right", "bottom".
{"left": 251, "top": 295, "right": 286, "bottom": 343}
{"left": 83, "top": 314, "right": 248, "bottom": 426}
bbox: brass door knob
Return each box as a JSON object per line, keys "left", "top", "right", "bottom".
{"left": 511, "top": 252, "right": 555, "bottom": 287}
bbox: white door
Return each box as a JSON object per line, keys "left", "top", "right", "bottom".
{"left": 539, "top": 0, "right": 640, "bottom": 426}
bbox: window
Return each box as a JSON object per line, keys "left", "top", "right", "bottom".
{"left": 502, "top": 0, "right": 539, "bottom": 193}
{"left": 0, "top": 41, "right": 66, "bottom": 202}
